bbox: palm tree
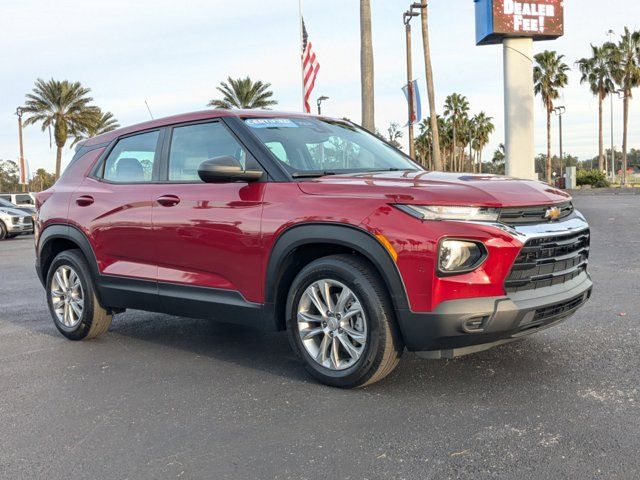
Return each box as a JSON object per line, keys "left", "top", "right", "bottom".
{"left": 606, "top": 28, "right": 640, "bottom": 186}
{"left": 22, "top": 78, "right": 97, "bottom": 178}
{"left": 415, "top": 116, "right": 447, "bottom": 169}
{"left": 534, "top": 51, "right": 570, "bottom": 184}
{"left": 443, "top": 93, "right": 469, "bottom": 172}
{"left": 387, "top": 122, "right": 403, "bottom": 150}
{"left": 360, "top": 0, "right": 375, "bottom": 131}
{"left": 71, "top": 110, "right": 120, "bottom": 147}
{"left": 208, "top": 76, "right": 277, "bottom": 109}
{"left": 419, "top": 0, "right": 442, "bottom": 170}
{"left": 471, "top": 112, "right": 495, "bottom": 173}
{"left": 491, "top": 143, "right": 506, "bottom": 175}
{"left": 577, "top": 45, "right": 615, "bottom": 172}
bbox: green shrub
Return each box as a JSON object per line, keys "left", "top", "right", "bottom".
{"left": 577, "top": 169, "right": 610, "bottom": 188}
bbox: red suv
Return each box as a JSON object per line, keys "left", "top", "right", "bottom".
{"left": 35, "top": 110, "right": 592, "bottom": 387}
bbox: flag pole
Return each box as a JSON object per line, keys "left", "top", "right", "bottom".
{"left": 299, "top": 0, "right": 306, "bottom": 112}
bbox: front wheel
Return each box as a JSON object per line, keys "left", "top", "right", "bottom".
{"left": 286, "top": 254, "right": 404, "bottom": 388}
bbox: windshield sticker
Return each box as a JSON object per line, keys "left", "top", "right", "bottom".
{"left": 245, "top": 118, "right": 299, "bottom": 129}
{"left": 291, "top": 119, "right": 317, "bottom": 127}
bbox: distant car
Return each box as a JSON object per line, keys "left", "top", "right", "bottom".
{"left": 0, "top": 192, "right": 36, "bottom": 208}
{"left": 0, "top": 204, "right": 34, "bottom": 239}
{"left": 0, "top": 197, "right": 36, "bottom": 217}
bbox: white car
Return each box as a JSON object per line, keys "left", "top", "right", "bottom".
{"left": 0, "top": 205, "right": 34, "bottom": 239}
{"left": 0, "top": 192, "right": 36, "bottom": 208}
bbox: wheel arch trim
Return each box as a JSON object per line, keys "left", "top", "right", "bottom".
{"left": 264, "top": 223, "right": 410, "bottom": 326}
{"left": 37, "top": 224, "right": 103, "bottom": 298}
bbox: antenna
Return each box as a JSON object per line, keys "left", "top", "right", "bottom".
{"left": 144, "top": 100, "right": 154, "bottom": 120}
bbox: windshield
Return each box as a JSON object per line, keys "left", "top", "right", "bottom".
{"left": 0, "top": 198, "right": 17, "bottom": 208}
{"left": 244, "top": 117, "right": 421, "bottom": 177}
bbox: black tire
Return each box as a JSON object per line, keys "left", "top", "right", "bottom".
{"left": 5, "top": 234, "right": 17, "bottom": 239}
{"left": 45, "top": 249, "right": 112, "bottom": 340}
{"left": 286, "top": 254, "right": 404, "bottom": 388}
{"left": 0, "top": 221, "right": 6, "bottom": 240}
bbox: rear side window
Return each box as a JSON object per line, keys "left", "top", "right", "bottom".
{"left": 168, "top": 122, "right": 260, "bottom": 182}
{"left": 102, "top": 131, "right": 160, "bottom": 183}
{"left": 15, "top": 194, "right": 34, "bottom": 205}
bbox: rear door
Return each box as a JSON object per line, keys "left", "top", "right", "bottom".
{"left": 150, "top": 120, "right": 266, "bottom": 315}
{"left": 70, "top": 129, "right": 163, "bottom": 309}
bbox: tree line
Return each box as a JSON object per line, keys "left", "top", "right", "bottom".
{"left": 9, "top": 19, "right": 640, "bottom": 187}
{"left": 535, "top": 28, "right": 640, "bottom": 185}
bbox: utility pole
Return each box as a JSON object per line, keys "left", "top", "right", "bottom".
{"left": 607, "top": 29, "right": 615, "bottom": 181}
{"left": 554, "top": 106, "right": 565, "bottom": 183}
{"left": 414, "top": 1, "right": 442, "bottom": 170}
{"left": 403, "top": 10, "right": 419, "bottom": 160}
{"left": 16, "top": 107, "right": 27, "bottom": 193}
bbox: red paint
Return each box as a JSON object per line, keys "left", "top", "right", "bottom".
{"left": 36, "top": 109, "right": 573, "bottom": 313}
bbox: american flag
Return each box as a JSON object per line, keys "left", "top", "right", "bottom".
{"left": 301, "top": 18, "right": 320, "bottom": 113}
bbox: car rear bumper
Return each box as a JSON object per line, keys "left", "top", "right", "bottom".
{"left": 395, "top": 273, "right": 592, "bottom": 356}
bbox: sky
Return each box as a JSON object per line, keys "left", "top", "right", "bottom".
{"left": 0, "top": 0, "right": 639, "bottom": 175}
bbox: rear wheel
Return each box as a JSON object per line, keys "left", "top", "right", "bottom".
{"left": 286, "top": 254, "right": 404, "bottom": 388}
{"left": 46, "top": 249, "right": 112, "bottom": 340}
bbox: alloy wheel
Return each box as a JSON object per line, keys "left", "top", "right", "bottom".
{"left": 50, "top": 265, "right": 84, "bottom": 328}
{"left": 297, "top": 279, "right": 367, "bottom": 370}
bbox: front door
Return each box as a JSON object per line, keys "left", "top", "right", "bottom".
{"left": 150, "top": 120, "right": 266, "bottom": 321}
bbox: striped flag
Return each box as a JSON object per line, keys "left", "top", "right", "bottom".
{"left": 301, "top": 18, "right": 320, "bottom": 113}
{"left": 402, "top": 79, "right": 422, "bottom": 126}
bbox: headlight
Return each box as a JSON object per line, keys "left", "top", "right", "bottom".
{"left": 438, "top": 239, "right": 486, "bottom": 274}
{"left": 395, "top": 205, "right": 500, "bottom": 222}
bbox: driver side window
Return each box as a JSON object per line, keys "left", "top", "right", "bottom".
{"left": 168, "top": 122, "right": 260, "bottom": 181}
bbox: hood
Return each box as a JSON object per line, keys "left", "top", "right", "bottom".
{"left": 0, "top": 207, "right": 28, "bottom": 217}
{"left": 297, "top": 171, "right": 571, "bottom": 207}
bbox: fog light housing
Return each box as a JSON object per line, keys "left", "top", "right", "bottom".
{"left": 438, "top": 239, "right": 487, "bottom": 275}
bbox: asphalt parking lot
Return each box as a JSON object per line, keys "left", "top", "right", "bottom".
{"left": 1, "top": 195, "right": 639, "bottom": 480}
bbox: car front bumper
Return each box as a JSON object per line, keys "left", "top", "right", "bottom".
{"left": 396, "top": 272, "right": 592, "bottom": 356}
{"left": 7, "top": 219, "right": 34, "bottom": 235}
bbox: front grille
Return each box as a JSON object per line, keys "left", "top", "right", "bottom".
{"left": 499, "top": 202, "right": 574, "bottom": 225}
{"left": 532, "top": 292, "right": 590, "bottom": 323}
{"left": 505, "top": 229, "right": 590, "bottom": 293}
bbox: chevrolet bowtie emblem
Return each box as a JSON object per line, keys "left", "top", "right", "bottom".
{"left": 545, "top": 206, "right": 561, "bottom": 221}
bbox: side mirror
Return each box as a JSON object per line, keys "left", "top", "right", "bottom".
{"left": 197, "top": 156, "right": 263, "bottom": 183}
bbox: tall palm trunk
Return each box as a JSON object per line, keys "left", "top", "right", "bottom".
{"left": 360, "top": 0, "right": 375, "bottom": 131}
{"left": 420, "top": 0, "right": 442, "bottom": 170}
{"left": 546, "top": 107, "right": 552, "bottom": 183}
{"left": 598, "top": 93, "right": 604, "bottom": 171}
{"left": 54, "top": 119, "right": 67, "bottom": 180}
{"left": 55, "top": 145, "right": 63, "bottom": 179}
{"left": 621, "top": 94, "right": 629, "bottom": 186}
{"left": 452, "top": 119, "right": 456, "bottom": 172}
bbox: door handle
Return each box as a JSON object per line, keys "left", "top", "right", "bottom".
{"left": 75, "top": 195, "right": 94, "bottom": 207}
{"left": 156, "top": 195, "right": 180, "bottom": 207}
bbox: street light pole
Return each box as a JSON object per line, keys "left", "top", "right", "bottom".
{"left": 617, "top": 89, "right": 628, "bottom": 186}
{"left": 403, "top": 10, "right": 419, "bottom": 160}
{"left": 554, "top": 106, "right": 565, "bottom": 182}
{"left": 607, "top": 29, "right": 615, "bottom": 181}
{"left": 316, "top": 95, "right": 329, "bottom": 115}
{"left": 16, "top": 107, "right": 26, "bottom": 193}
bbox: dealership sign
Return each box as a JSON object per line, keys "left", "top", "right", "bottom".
{"left": 475, "top": 0, "right": 564, "bottom": 45}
